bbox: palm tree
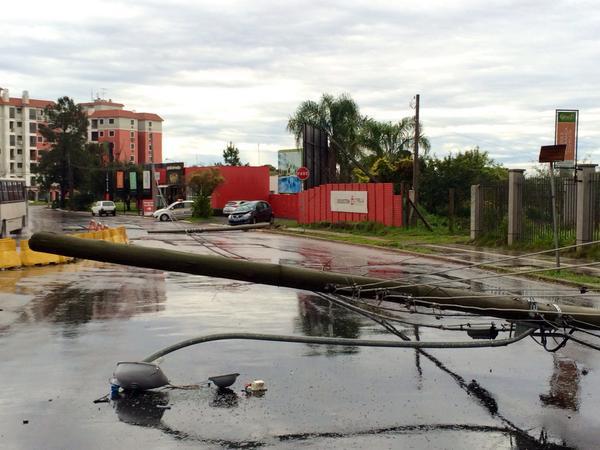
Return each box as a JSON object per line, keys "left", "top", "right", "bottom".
{"left": 287, "top": 93, "right": 365, "bottom": 182}
{"left": 359, "top": 117, "right": 430, "bottom": 163}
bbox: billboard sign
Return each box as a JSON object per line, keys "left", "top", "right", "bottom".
{"left": 330, "top": 191, "right": 368, "bottom": 214}
{"left": 555, "top": 110, "right": 578, "bottom": 166}
{"left": 278, "top": 148, "right": 302, "bottom": 193}
{"left": 143, "top": 170, "right": 151, "bottom": 189}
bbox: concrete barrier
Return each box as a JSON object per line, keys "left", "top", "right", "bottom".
{"left": 19, "top": 239, "right": 61, "bottom": 266}
{"left": 0, "top": 238, "right": 21, "bottom": 269}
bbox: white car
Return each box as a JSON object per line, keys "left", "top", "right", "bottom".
{"left": 153, "top": 200, "right": 194, "bottom": 221}
{"left": 91, "top": 200, "right": 116, "bottom": 216}
{"left": 223, "top": 200, "right": 247, "bottom": 215}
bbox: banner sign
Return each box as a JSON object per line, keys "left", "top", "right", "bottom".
{"left": 330, "top": 191, "right": 368, "bottom": 214}
{"left": 129, "top": 172, "right": 137, "bottom": 191}
{"left": 143, "top": 170, "right": 151, "bottom": 190}
{"left": 142, "top": 199, "right": 155, "bottom": 216}
{"left": 116, "top": 171, "right": 124, "bottom": 189}
{"left": 278, "top": 148, "right": 302, "bottom": 193}
{"left": 555, "top": 110, "right": 578, "bottom": 164}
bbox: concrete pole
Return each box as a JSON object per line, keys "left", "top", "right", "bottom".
{"left": 470, "top": 184, "right": 482, "bottom": 240}
{"left": 507, "top": 169, "right": 525, "bottom": 245}
{"left": 576, "top": 164, "right": 597, "bottom": 253}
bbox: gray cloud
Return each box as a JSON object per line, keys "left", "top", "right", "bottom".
{"left": 2, "top": 0, "right": 599, "bottom": 170}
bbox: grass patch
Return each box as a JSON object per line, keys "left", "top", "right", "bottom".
{"left": 277, "top": 219, "right": 469, "bottom": 251}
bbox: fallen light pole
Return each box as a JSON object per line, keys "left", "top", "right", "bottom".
{"left": 147, "top": 222, "right": 271, "bottom": 234}
{"left": 29, "top": 232, "right": 600, "bottom": 329}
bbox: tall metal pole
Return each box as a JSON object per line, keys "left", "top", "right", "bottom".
{"left": 549, "top": 161, "right": 561, "bottom": 267}
{"left": 412, "top": 94, "right": 420, "bottom": 204}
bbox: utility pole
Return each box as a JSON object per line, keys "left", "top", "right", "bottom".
{"left": 412, "top": 94, "right": 420, "bottom": 205}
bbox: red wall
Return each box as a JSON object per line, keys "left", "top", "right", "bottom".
{"left": 297, "top": 183, "right": 402, "bottom": 227}
{"left": 269, "top": 194, "right": 299, "bottom": 219}
{"left": 185, "top": 165, "right": 270, "bottom": 209}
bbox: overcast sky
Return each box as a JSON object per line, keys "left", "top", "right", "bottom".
{"left": 3, "top": 0, "right": 599, "bottom": 170}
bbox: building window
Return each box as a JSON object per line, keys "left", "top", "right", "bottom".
{"left": 17, "top": 135, "right": 23, "bottom": 144}
{"left": 17, "top": 163, "right": 23, "bottom": 168}
{"left": 130, "top": 120, "right": 135, "bottom": 125}
{"left": 99, "top": 131, "right": 104, "bottom": 137}
{"left": 9, "top": 135, "right": 15, "bottom": 146}
{"left": 29, "top": 122, "right": 37, "bottom": 133}
{"left": 91, "top": 131, "right": 98, "bottom": 142}
{"left": 99, "top": 119, "right": 104, "bottom": 125}
{"left": 130, "top": 143, "right": 135, "bottom": 149}
{"left": 37, "top": 136, "right": 42, "bottom": 142}
{"left": 130, "top": 137, "right": 135, "bottom": 143}
{"left": 109, "top": 118, "right": 114, "bottom": 124}
{"left": 109, "top": 130, "right": 115, "bottom": 137}
{"left": 130, "top": 131, "right": 135, "bottom": 138}
{"left": 30, "top": 150, "right": 36, "bottom": 160}
{"left": 130, "top": 155, "right": 135, "bottom": 162}
{"left": 17, "top": 121, "right": 22, "bottom": 128}
{"left": 148, "top": 122, "right": 152, "bottom": 127}
{"left": 9, "top": 107, "right": 15, "bottom": 118}
{"left": 29, "top": 109, "right": 36, "bottom": 120}
{"left": 91, "top": 119, "right": 98, "bottom": 129}
{"left": 17, "top": 148, "right": 22, "bottom": 154}
{"left": 16, "top": 107, "right": 21, "bottom": 113}
{"left": 9, "top": 121, "right": 14, "bottom": 131}
{"left": 149, "top": 133, "right": 153, "bottom": 141}
{"left": 149, "top": 145, "right": 153, "bottom": 150}
{"left": 30, "top": 136, "right": 37, "bottom": 146}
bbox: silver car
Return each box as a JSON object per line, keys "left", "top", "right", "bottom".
{"left": 222, "top": 200, "right": 247, "bottom": 215}
{"left": 153, "top": 200, "right": 194, "bottom": 221}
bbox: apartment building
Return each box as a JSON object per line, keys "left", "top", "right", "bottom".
{"left": 80, "top": 99, "right": 163, "bottom": 166}
{"left": 0, "top": 89, "right": 53, "bottom": 185}
{"left": 0, "top": 89, "right": 163, "bottom": 188}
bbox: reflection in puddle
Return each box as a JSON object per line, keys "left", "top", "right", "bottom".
{"left": 16, "top": 267, "right": 167, "bottom": 335}
{"left": 209, "top": 387, "right": 239, "bottom": 408}
{"left": 294, "top": 293, "right": 362, "bottom": 355}
{"left": 114, "top": 390, "right": 170, "bottom": 427}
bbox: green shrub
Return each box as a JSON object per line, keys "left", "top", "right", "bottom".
{"left": 192, "top": 195, "right": 212, "bottom": 218}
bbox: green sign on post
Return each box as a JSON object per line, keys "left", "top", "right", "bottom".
{"left": 557, "top": 111, "right": 576, "bottom": 122}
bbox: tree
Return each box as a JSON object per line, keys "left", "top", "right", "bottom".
{"left": 359, "top": 117, "right": 430, "bottom": 163}
{"left": 36, "top": 97, "right": 90, "bottom": 209}
{"left": 287, "top": 93, "right": 365, "bottom": 182}
{"left": 420, "top": 147, "right": 507, "bottom": 216}
{"left": 188, "top": 168, "right": 224, "bottom": 217}
{"left": 223, "top": 142, "right": 242, "bottom": 166}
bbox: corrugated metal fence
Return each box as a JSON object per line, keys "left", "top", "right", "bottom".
{"left": 297, "top": 183, "right": 402, "bottom": 227}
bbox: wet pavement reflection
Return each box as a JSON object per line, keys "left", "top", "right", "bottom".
{"left": 0, "top": 207, "right": 598, "bottom": 448}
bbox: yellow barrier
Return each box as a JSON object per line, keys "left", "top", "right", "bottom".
{"left": 19, "top": 239, "right": 61, "bottom": 266}
{"left": 0, "top": 238, "right": 21, "bottom": 269}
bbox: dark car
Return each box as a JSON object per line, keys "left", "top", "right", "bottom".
{"left": 228, "top": 201, "right": 274, "bottom": 225}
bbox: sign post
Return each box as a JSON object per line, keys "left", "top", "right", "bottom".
{"left": 539, "top": 144, "right": 566, "bottom": 268}
{"left": 554, "top": 110, "right": 578, "bottom": 168}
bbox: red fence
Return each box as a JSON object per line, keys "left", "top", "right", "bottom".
{"left": 269, "top": 194, "right": 299, "bottom": 219}
{"left": 185, "top": 165, "right": 270, "bottom": 209}
{"left": 296, "top": 183, "right": 402, "bottom": 227}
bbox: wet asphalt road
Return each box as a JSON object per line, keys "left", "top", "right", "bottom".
{"left": 1, "top": 206, "right": 600, "bottom": 449}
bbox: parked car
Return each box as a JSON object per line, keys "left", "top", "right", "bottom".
{"left": 228, "top": 201, "right": 274, "bottom": 225}
{"left": 91, "top": 200, "right": 116, "bottom": 216}
{"left": 223, "top": 200, "right": 247, "bottom": 215}
{"left": 153, "top": 200, "right": 194, "bottom": 221}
